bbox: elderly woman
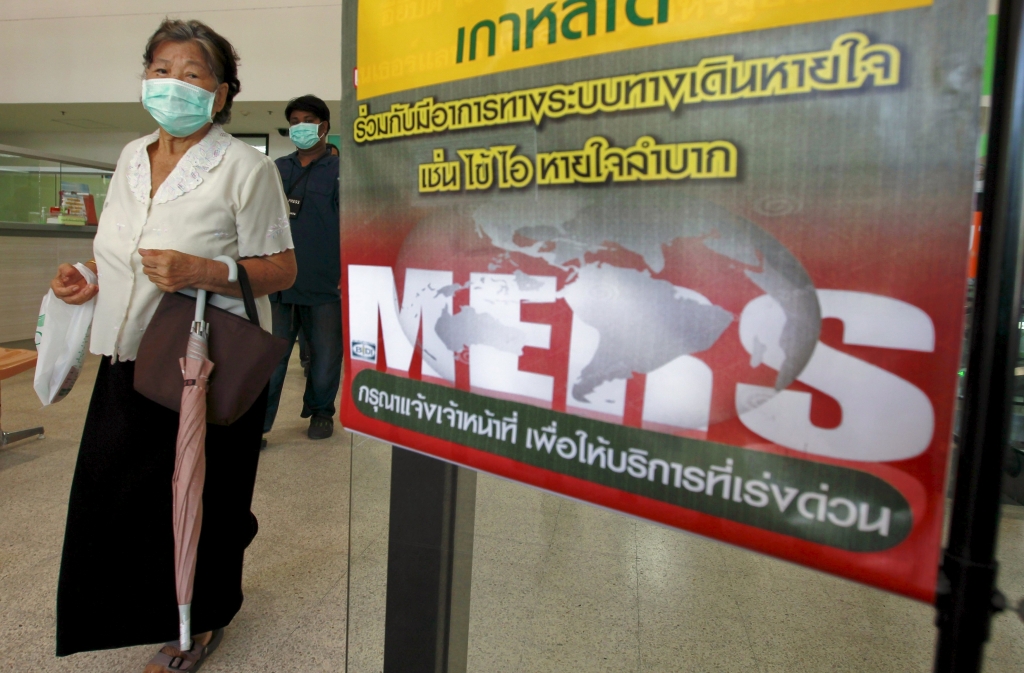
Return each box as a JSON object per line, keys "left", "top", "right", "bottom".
{"left": 50, "top": 19, "right": 296, "bottom": 672}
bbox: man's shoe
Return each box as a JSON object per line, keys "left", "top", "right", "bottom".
{"left": 261, "top": 437, "right": 268, "bottom": 450}
{"left": 308, "top": 416, "right": 334, "bottom": 440}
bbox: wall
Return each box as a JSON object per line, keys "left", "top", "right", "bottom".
{"left": 0, "top": 237, "right": 96, "bottom": 344}
{"left": 0, "top": 1, "right": 343, "bottom": 342}
{"left": 0, "top": 2, "right": 343, "bottom": 163}
{"left": 0, "top": 1, "right": 342, "bottom": 105}
{"left": 0, "top": 132, "right": 144, "bottom": 166}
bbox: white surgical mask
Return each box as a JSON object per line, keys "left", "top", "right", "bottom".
{"left": 289, "top": 123, "right": 323, "bottom": 149}
{"left": 141, "top": 78, "right": 215, "bottom": 137}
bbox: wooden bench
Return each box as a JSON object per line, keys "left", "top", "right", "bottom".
{"left": 0, "top": 348, "right": 44, "bottom": 448}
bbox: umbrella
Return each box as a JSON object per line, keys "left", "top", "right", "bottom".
{"left": 171, "top": 256, "right": 237, "bottom": 653}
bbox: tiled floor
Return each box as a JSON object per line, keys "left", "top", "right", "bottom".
{"left": 3, "top": 351, "right": 1024, "bottom": 671}
{"left": 0, "top": 352, "right": 350, "bottom": 672}
{"left": 347, "top": 445, "right": 1024, "bottom": 673}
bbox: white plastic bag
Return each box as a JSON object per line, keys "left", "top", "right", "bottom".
{"left": 34, "top": 263, "right": 97, "bottom": 406}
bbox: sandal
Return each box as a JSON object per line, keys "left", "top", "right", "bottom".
{"left": 146, "top": 628, "right": 224, "bottom": 672}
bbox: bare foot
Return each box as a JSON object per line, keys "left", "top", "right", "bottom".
{"left": 143, "top": 631, "right": 212, "bottom": 673}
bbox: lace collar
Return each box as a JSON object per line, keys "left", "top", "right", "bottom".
{"left": 126, "top": 125, "right": 232, "bottom": 205}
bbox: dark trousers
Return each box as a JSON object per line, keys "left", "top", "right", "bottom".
{"left": 57, "top": 359, "right": 264, "bottom": 656}
{"left": 263, "top": 299, "right": 342, "bottom": 433}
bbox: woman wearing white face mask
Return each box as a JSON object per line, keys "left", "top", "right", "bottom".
{"left": 50, "top": 19, "right": 297, "bottom": 672}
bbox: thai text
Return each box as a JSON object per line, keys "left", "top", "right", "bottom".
{"left": 358, "top": 385, "right": 519, "bottom": 444}
{"left": 456, "top": 0, "right": 670, "bottom": 64}
{"left": 525, "top": 423, "right": 893, "bottom": 537}
{"left": 354, "top": 33, "right": 900, "bottom": 143}
{"left": 418, "top": 136, "right": 737, "bottom": 193}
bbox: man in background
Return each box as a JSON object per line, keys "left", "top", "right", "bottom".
{"left": 264, "top": 94, "right": 341, "bottom": 444}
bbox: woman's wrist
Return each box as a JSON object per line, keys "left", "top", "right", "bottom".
{"left": 194, "top": 255, "right": 236, "bottom": 294}
{"left": 193, "top": 256, "right": 213, "bottom": 287}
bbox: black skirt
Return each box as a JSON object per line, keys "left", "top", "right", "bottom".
{"left": 56, "top": 358, "right": 265, "bottom": 657}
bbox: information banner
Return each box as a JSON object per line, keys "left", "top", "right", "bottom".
{"left": 341, "top": 0, "right": 986, "bottom": 602}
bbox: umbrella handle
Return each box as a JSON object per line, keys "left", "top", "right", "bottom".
{"left": 215, "top": 255, "right": 239, "bottom": 283}
{"left": 193, "top": 257, "right": 240, "bottom": 324}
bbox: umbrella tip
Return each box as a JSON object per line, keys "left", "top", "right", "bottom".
{"left": 179, "top": 604, "right": 192, "bottom": 652}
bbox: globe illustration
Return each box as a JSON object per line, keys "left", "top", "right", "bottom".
{"left": 393, "top": 185, "right": 821, "bottom": 428}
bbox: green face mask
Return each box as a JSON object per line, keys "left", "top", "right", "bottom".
{"left": 141, "top": 78, "right": 215, "bottom": 138}
{"left": 289, "top": 123, "right": 324, "bottom": 150}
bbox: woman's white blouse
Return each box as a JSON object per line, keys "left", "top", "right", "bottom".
{"left": 91, "top": 125, "right": 294, "bottom": 361}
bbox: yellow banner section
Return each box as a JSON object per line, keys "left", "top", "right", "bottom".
{"left": 356, "top": 0, "right": 930, "bottom": 100}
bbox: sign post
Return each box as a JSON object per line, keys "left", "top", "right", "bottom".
{"left": 382, "top": 448, "right": 475, "bottom": 673}
{"left": 935, "top": 1, "right": 1023, "bottom": 669}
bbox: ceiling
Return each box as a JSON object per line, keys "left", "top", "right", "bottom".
{"left": 0, "top": 0, "right": 339, "bottom": 21}
{"left": 0, "top": 100, "right": 342, "bottom": 135}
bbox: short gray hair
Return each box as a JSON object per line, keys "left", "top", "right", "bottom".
{"left": 143, "top": 19, "right": 241, "bottom": 125}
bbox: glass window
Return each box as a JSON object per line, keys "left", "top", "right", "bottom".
{"left": 0, "top": 148, "right": 114, "bottom": 226}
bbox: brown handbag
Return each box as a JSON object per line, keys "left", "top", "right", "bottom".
{"left": 134, "top": 265, "right": 289, "bottom": 426}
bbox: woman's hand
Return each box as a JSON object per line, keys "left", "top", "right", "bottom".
{"left": 50, "top": 263, "right": 98, "bottom": 305}
{"left": 139, "top": 248, "right": 296, "bottom": 297}
{"left": 139, "top": 248, "right": 204, "bottom": 293}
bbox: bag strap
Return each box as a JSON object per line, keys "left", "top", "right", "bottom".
{"left": 236, "top": 264, "right": 260, "bottom": 326}
{"left": 285, "top": 153, "right": 327, "bottom": 196}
